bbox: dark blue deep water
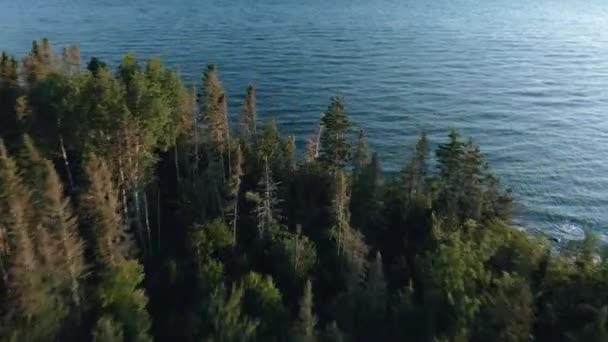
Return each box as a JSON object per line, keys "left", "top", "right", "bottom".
{"left": 1, "top": 0, "right": 607, "bottom": 240}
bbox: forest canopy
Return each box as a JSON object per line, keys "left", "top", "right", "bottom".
{"left": 0, "top": 39, "right": 607, "bottom": 342}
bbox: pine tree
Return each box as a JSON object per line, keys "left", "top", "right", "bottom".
{"left": 92, "top": 316, "right": 124, "bottom": 342}
{"left": 350, "top": 132, "right": 380, "bottom": 235}
{"left": 81, "top": 156, "right": 135, "bottom": 267}
{"left": 225, "top": 144, "right": 243, "bottom": 246}
{"left": 247, "top": 157, "right": 282, "bottom": 238}
{"left": 19, "top": 137, "right": 86, "bottom": 308}
{"left": 0, "top": 52, "right": 21, "bottom": 146}
{"left": 61, "top": 44, "right": 80, "bottom": 75}
{"left": 352, "top": 129, "right": 371, "bottom": 174}
{"left": 23, "top": 38, "right": 57, "bottom": 86}
{"left": 240, "top": 84, "right": 257, "bottom": 138}
{"left": 304, "top": 136, "right": 319, "bottom": 164}
{"left": 402, "top": 132, "right": 430, "bottom": 203}
{"left": 199, "top": 64, "right": 229, "bottom": 154}
{"left": 293, "top": 279, "right": 318, "bottom": 342}
{"left": 460, "top": 139, "right": 484, "bottom": 221}
{"left": 319, "top": 96, "right": 351, "bottom": 169}
{"left": 241, "top": 272, "right": 289, "bottom": 340}
{"left": 435, "top": 130, "right": 465, "bottom": 224}
{"left": 96, "top": 259, "right": 153, "bottom": 342}
{"left": 365, "top": 252, "right": 387, "bottom": 316}
{"left": 331, "top": 171, "right": 368, "bottom": 288}
{"left": 0, "top": 141, "right": 64, "bottom": 341}
{"left": 40, "top": 157, "right": 86, "bottom": 308}
{"left": 283, "top": 135, "right": 297, "bottom": 172}
{"left": 332, "top": 171, "right": 351, "bottom": 257}
{"left": 321, "top": 322, "right": 346, "bottom": 342}
{"left": 202, "top": 283, "right": 259, "bottom": 342}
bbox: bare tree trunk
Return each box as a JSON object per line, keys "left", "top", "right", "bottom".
{"left": 143, "top": 190, "right": 152, "bottom": 255}
{"left": 117, "top": 160, "right": 130, "bottom": 226}
{"left": 156, "top": 189, "right": 161, "bottom": 252}
{"left": 59, "top": 135, "right": 75, "bottom": 192}
{"left": 232, "top": 193, "right": 238, "bottom": 248}
{"left": 174, "top": 144, "right": 181, "bottom": 185}
{"left": 294, "top": 228, "right": 300, "bottom": 274}
{"left": 133, "top": 190, "right": 145, "bottom": 255}
{"left": 193, "top": 99, "right": 199, "bottom": 178}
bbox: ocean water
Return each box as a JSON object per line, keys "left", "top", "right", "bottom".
{"left": 1, "top": 0, "right": 607, "bottom": 240}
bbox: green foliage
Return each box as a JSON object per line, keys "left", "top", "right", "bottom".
{"left": 201, "top": 283, "right": 259, "bottom": 342}
{"left": 241, "top": 272, "right": 289, "bottom": 340}
{"left": 97, "top": 260, "right": 152, "bottom": 342}
{"left": 0, "top": 40, "right": 605, "bottom": 342}
{"left": 319, "top": 96, "right": 351, "bottom": 169}
{"left": 292, "top": 279, "right": 318, "bottom": 342}
{"left": 92, "top": 316, "right": 125, "bottom": 342}
{"left": 240, "top": 84, "right": 257, "bottom": 138}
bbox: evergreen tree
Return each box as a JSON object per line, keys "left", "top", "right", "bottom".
{"left": 241, "top": 272, "right": 289, "bottom": 341}
{"left": 23, "top": 38, "right": 57, "bottom": 86}
{"left": 321, "top": 322, "right": 346, "bottom": 342}
{"left": 225, "top": 144, "right": 243, "bottom": 246}
{"left": 61, "top": 44, "right": 80, "bottom": 75}
{"left": 81, "top": 156, "right": 135, "bottom": 266}
{"left": 40, "top": 156, "right": 87, "bottom": 308}
{"left": 283, "top": 135, "right": 298, "bottom": 173}
{"left": 96, "top": 259, "right": 152, "bottom": 342}
{"left": 332, "top": 171, "right": 351, "bottom": 257}
{"left": 402, "top": 131, "right": 430, "bottom": 203}
{"left": 19, "top": 137, "right": 86, "bottom": 310}
{"left": 435, "top": 130, "right": 465, "bottom": 225}
{"left": 199, "top": 64, "right": 229, "bottom": 154}
{"left": 0, "top": 52, "right": 22, "bottom": 146}
{"left": 202, "top": 283, "right": 259, "bottom": 342}
{"left": 240, "top": 84, "right": 257, "bottom": 138}
{"left": 247, "top": 158, "right": 282, "bottom": 238}
{"left": 460, "top": 139, "right": 484, "bottom": 221}
{"left": 319, "top": 96, "right": 351, "bottom": 169}
{"left": 352, "top": 129, "right": 371, "bottom": 174}
{"left": 0, "top": 142, "right": 64, "bottom": 341}
{"left": 364, "top": 252, "right": 387, "bottom": 317}
{"left": 293, "top": 279, "right": 318, "bottom": 342}
{"left": 331, "top": 171, "right": 368, "bottom": 292}
{"left": 92, "top": 316, "right": 124, "bottom": 342}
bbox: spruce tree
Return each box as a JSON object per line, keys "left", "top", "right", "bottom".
{"left": 40, "top": 157, "right": 86, "bottom": 308}
{"left": 199, "top": 64, "right": 229, "bottom": 154}
{"left": 293, "top": 279, "right": 318, "bottom": 342}
{"left": 283, "top": 135, "right": 297, "bottom": 172}
{"left": 96, "top": 259, "right": 152, "bottom": 342}
{"left": 435, "top": 130, "right": 465, "bottom": 224}
{"left": 319, "top": 96, "right": 351, "bottom": 169}
{"left": 23, "top": 38, "right": 57, "bottom": 86}
{"left": 0, "top": 52, "right": 21, "bottom": 146}
{"left": 460, "top": 139, "right": 484, "bottom": 221}
{"left": 321, "top": 322, "right": 346, "bottom": 342}
{"left": 0, "top": 141, "right": 64, "bottom": 341}
{"left": 20, "top": 137, "right": 86, "bottom": 309}
{"left": 332, "top": 171, "right": 351, "bottom": 257}
{"left": 331, "top": 171, "right": 368, "bottom": 288}
{"left": 352, "top": 129, "right": 371, "bottom": 174}
{"left": 202, "top": 283, "right": 259, "bottom": 341}
{"left": 225, "top": 144, "right": 243, "bottom": 246}
{"left": 240, "top": 84, "right": 257, "bottom": 138}
{"left": 247, "top": 157, "right": 282, "bottom": 238}
{"left": 92, "top": 316, "right": 124, "bottom": 342}
{"left": 365, "top": 252, "right": 387, "bottom": 317}
{"left": 81, "top": 156, "right": 134, "bottom": 266}
{"left": 402, "top": 131, "right": 429, "bottom": 203}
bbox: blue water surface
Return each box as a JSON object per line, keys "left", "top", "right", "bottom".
{"left": 1, "top": 0, "right": 607, "bottom": 240}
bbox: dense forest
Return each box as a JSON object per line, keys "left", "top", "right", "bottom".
{"left": 0, "top": 39, "right": 607, "bottom": 342}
